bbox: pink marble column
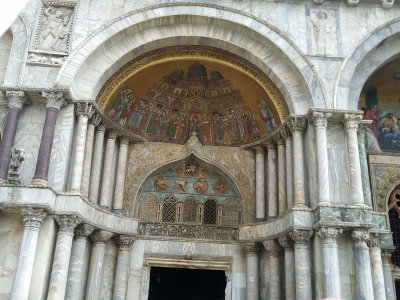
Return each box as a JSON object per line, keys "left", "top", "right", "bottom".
{"left": 255, "top": 146, "right": 265, "bottom": 221}
{"left": 32, "top": 92, "right": 65, "bottom": 186}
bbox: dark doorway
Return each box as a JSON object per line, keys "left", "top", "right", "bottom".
{"left": 148, "top": 266, "right": 226, "bottom": 300}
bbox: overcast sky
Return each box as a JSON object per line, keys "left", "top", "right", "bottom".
{"left": 0, "top": 0, "right": 31, "bottom": 36}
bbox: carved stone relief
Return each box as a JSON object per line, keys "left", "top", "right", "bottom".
{"left": 213, "top": 179, "right": 228, "bottom": 195}
{"left": 193, "top": 179, "right": 208, "bottom": 194}
{"left": 154, "top": 176, "right": 170, "bottom": 192}
{"left": 174, "top": 179, "right": 189, "bottom": 193}
{"left": 310, "top": 8, "right": 339, "bottom": 57}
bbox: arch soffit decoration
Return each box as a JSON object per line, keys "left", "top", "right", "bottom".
{"left": 55, "top": 4, "right": 327, "bottom": 114}
{"left": 124, "top": 135, "right": 254, "bottom": 223}
{"left": 335, "top": 18, "right": 400, "bottom": 110}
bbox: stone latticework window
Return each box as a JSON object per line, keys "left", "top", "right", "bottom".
{"left": 183, "top": 197, "right": 198, "bottom": 223}
{"left": 388, "top": 185, "right": 400, "bottom": 267}
{"left": 203, "top": 199, "right": 217, "bottom": 225}
{"left": 162, "top": 196, "right": 177, "bottom": 223}
{"left": 222, "top": 199, "right": 239, "bottom": 226}
{"left": 139, "top": 194, "right": 158, "bottom": 222}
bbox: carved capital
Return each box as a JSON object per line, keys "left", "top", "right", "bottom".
{"left": 22, "top": 207, "right": 46, "bottom": 229}
{"left": 311, "top": 112, "right": 331, "bottom": 129}
{"left": 54, "top": 215, "right": 80, "bottom": 235}
{"left": 114, "top": 235, "right": 134, "bottom": 250}
{"left": 42, "top": 91, "right": 65, "bottom": 110}
{"left": 280, "top": 127, "right": 290, "bottom": 140}
{"left": 90, "top": 113, "right": 102, "bottom": 126}
{"left": 358, "top": 119, "right": 372, "bottom": 135}
{"left": 107, "top": 130, "right": 118, "bottom": 140}
{"left": 287, "top": 117, "right": 306, "bottom": 132}
{"left": 273, "top": 132, "right": 285, "bottom": 145}
{"left": 381, "top": 249, "right": 394, "bottom": 261}
{"left": 368, "top": 233, "right": 387, "bottom": 249}
{"left": 289, "top": 229, "right": 313, "bottom": 245}
{"left": 90, "top": 230, "right": 113, "bottom": 243}
{"left": 278, "top": 235, "right": 295, "bottom": 250}
{"left": 96, "top": 124, "right": 106, "bottom": 133}
{"left": 316, "top": 227, "right": 342, "bottom": 244}
{"left": 76, "top": 103, "right": 95, "bottom": 118}
{"left": 74, "top": 223, "right": 95, "bottom": 239}
{"left": 242, "top": 242, "right": 260, "bottom": 254}
{"left": 351, "top": 229, "right": 370, "bottom": 242}
{"left": 266, "top": 140, "right": 276, "bottom": 150}
{"left": 254, "top": 145, "right": 264, "bottom": 155}
{"left": 262, "top": 240, "right": 282, "bottom": 254}
{"left": 6, "top": 91, "right": 27, "bottom": 110}
{"left": 119, "top": 138, "right": 130, "bottom": 146}
{"left": 343, "top": 113, "right": 362, "bottom": 131}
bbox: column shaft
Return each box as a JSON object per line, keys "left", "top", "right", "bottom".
{"left": 285, "top": 136, "right": 294, "bottom": 208}
{"left": 71, "top": 116, "right": 89, "bottom": 190}
{"left": 263, "top": 240, "right": 281, "bottom": 300}
{"left": 369, "top": 234, "right": 387, "bottom": 300}
{"left": 113, "top": 139, "right": 129, "bottom": 213}
{"left": 88, "top": 126, "right": 105, "bottom": 203}
{"left": 255, "top": 146, "right": 265, "bottom": 220}
{"left": 243, "top": 243, "right": 259, "bottom": 300}
{"left": 358, "top": 121, "right": 373, "bottom": 206}
{"left": 81, "top": 123, "right": 96, "bottom": 197}
{"left": 276, "top": 136, "right": 287, "bottom": 214}
{"left": 112, "top": 235, "right": 134, "bottom": 300}
{"left": 267, "top": 142, "right": 278, "bottom": 218}
{"left": 382, "top": 250, "right": 395, "bottom": 300}
{"left": 99, "top": 132, "right": 116, "bottom": 209}
{"left": 284, "top": 249, "right": 295, "bottom": 300}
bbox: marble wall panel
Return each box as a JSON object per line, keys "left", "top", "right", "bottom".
{"left": 338, "top": 236, "right": 357, "bottom": 300}
{"left": 126, "top": 239, "right": 145, "bottom": 300}
{"left": 100, "top": 240, "right": 118, "bottom": 300}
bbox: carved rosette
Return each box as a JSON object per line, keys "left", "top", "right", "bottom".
{"left": 311, "top": 111, "right": 331, "bottom": 129}
{"left": 54, "top": 215, "right": 80, "bottom": 235}
{"left": 316, "top": 227, "right": 342, "bottom": 244}
{"left": 242, "top": 242, "right": 260, "bottom": 254}
{"left": 90, "top": 230, "right": 113, "bottom": 244}
{"left": 90, "top": 113, "right": 102, "bottom": 126}
{"left": 343, "top": 113, "right": 362, "bottom": 131}
{"left": 278, "top": 235, "right": 295, "bottom": 250}
{"left": 22, "top": 207, "right": 47, "bottom": 229}
{"left": 287, "top": 117, "right": 306, "bottom": 132}
{"left": 76, "top": 103, "right": 95, "bottom": 118}
{"left": 114, "top": 235, "right": 134, "bottom": 250}
{"left": 6, "top": 91, "right": 27, "bottom": 110}
{"left": 262, "top": 240, "right": 282, "bottom": 255}
{"left": 367, "top": 233, "right": 387, "bottom": 249}
{"left": 42, "top": 91, "right": 65, "bottom": 110}
{"left": 289, "top": 229, "right": 314, "bottom": 245}
{"left": 351, "top": 229, "right": 370, "bottom": 243}
{"left": 74, "top": 223, "right": 95, "bottom": 239}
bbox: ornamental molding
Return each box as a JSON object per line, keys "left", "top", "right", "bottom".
{"left": 278, "top": 235, "right": 295, "bottom": 250}
{"left": 289, "top": 229, "right": 314, "bottom": 245}
{"left": 114, "top": 235, "right": 135, "bottom": 250}
{"left": 316, "top": 227, "right": 342, "bottom": 244}
{"left": 74, "top": 223, "right": 95, "bottom": 239}
{"left": 54, "top": 214, "right": 79, "bottom": 235}
{"left": 6, "top": 91, "right": 28, "bottom": 110}
{"left": 76, "top": 103, "right": 95, "bottom": 118}
{"left": 22, "top": 207, "right": 46, "bottom": 229}
{"left": 90, "top": 230, "right": 113, "bottom": 243}
{"left": 42, "top": 91, "right": 65, "bottom": 110}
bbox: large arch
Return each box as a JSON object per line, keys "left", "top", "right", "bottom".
{"left": 335, "top": 18, "right": 400, "bottom": 110}
{"left": 55, "top": 4, "right": 327, "bottom": 115}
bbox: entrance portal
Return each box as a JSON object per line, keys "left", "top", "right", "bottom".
{"left": 148, "top": 266, "right": 226, "bottom": 300}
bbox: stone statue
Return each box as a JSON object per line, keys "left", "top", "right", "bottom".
{"left": 8, "top": 148, "right": 24, "bottom": 185}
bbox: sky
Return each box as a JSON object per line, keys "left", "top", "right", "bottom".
{"left": 0, "top": 0, "right": 31, "bottom": 36}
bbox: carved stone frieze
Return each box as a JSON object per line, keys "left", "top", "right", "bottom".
{"left": 278, "top": 235, "right": 295, "bottom": 250}
{"left": 316, "top": 227, "right": 342, "bottom": 244}
{"left": 27, "top": 52, "right": 66, "bottom": 67}
{"left": 76, "top": 103, "right": 95, "bottom": 118}
{"left": 42, "top": 91, "right": 65, "bottom": 110}
{"left": 54, "top": 215, "right": 80, "bottom": 235}
{"left": 287, "top": 116, "right": 306, "bottom": 132}
{"left": 22, "top": 208, "right": 46, "bottom": 229}
{"left": 114, "top": 235, "right": 135, "bottom": 250}
{"left": 343, "top": 113, "right": 362, "bottom": 131}
{"left": 289, "top": 229, "right": 314, "bottom": 245}
{"left": 6, "top": 91, "right": 27, "bottom": 110}
{"left": 74, "top": 223, "right": 95, "bottom": 239}
{"left": 242, "top": 242, "right": 260, "bottom": 254}
{"left": 90, "top": 230, "right": 113, "bottom": 243}
{"left": 310, "top": 111, "right": 331, "bottom": 128}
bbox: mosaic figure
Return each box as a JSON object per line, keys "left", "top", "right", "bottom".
{"left": 108, "top": 88, "right": 135, "bottom": 126}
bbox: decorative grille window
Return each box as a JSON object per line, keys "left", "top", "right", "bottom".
{"left": 203, "top": 199, "right": 217, "bottom": 225}
{"left": 183, "top": 197, "right": 198, "bottom": 223}
{"left": 389, "top": 186, "right": 400, "bottom": 267}
{"left": 162, "top": 196, "right": 177, "bottom": 223}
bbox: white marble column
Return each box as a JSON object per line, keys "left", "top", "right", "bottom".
{"left": 278, "top": 235, "right": 296, "bottom": 300}
{"left": 382, "top": 249, "right": 395, "bottom": 300}
{"left": 71, "top": 103, "right": 94, "bottom": 191}
{"left": 99, "top": 131, "right": 117, "bottom": 210}
{"left": 267, "top": 141, "right": 278, "bottom": 218}
{"left": 275, "top": 130, "right": 287, "bottom": 214}
{"left": 11, "top": 208, "right": 46, "bottom": 300}
{"left": 289, "top": 229, "right": 313, "bottom": 300}
{"left": 65, "top": 224, "right": 95, "bottom": 300}
{"left": 358, "top": 120, "right": 373, "bottom": 207}
{"left": 316, "top": 227, "right": 342, "bottom": 299}
{"left": 287, "top": 117, "right": 307, "bottom": 207}
{"left": 255, "top": 146, "right": 265, "bottom": 221}
{"left": 113, "top": 138, "right": 130, "bottom": 214}
{"left": 81, "top": 114, "right": 101, "bottom": 198}
{"left": 88, "top": 124, "right": 105, "bottom": 203}
{"left": 368, "top": 233, "right": 387, "bottom": 300}
{"left": 343, "top": 114, "right": 364, "bottom": 205}
{"left": 352, "top": 230, "right": 374, "bottom": 300}
{"left": 86, "top": 230, "right": 113, "bottom": 300}
{"left": 262, "top": 240, "right": 282, "bottom": 300}
{"left": 112, "top": 235, "right": 134, "bottom": 300}
{"left": 311, "top": 112, "right": 331, "bottom": 205}
{"left": 47, "top": 215, "right": 79, "bottom": 299}
{"left": 243, "top": 242, "right": 259, "bottom": 300}
{"left": 285, "top": 128, "right": 294, "bottom": 209}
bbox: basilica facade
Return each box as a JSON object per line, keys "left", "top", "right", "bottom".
{"left": 0, "top": 0, "right": 400, "bottom": 299}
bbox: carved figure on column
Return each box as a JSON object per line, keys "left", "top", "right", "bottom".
{"left": 8, "top": 147, "right": 24, "bottom": 184}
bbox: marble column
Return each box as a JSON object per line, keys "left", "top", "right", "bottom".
{"left": 65, "top": 224, "right": 95, "bottom": 300}
{"left": 86, "top": 230, "right": 113, "bottom": 300}
{"left": 113, "top": 138, "right": 130, "bottom": 214}
{"left": 285, "top": 129, "right": 294, "bottom": 209}
{"left": 0, "top": 91, "right": 27, "bottom": 184}
{"left": 32, "top": 92, "right": 65, "bottom": 185}
{"left": 358, "top": 120, "right": 373, "bottom": 207}
{"left": 382, "top": 249, "right": 395, "bottom": 300}
{"left": 81, "top": 114, "right": 101, "bottom": 198}
{"left": 352, "top": 230, "right": 374, "bottom": 300}
{"left": 0, "top": 91, "right": 8, "bottom": 137}
{"left": 112, "top": 235, "right": 134, "bottom": 300}
{"left": 343, "top": 114, "right": 364, "bottom": 205}
{"left": 316, "top": 227, "right": 342, "bottom": 298}
{"left": 262, "top": 240, "right": 282, "bottom": 300}
{"left": 267, "top": 141, "right": 278, "bottom": 218}
{"left": 289, "top": 229, "right": 313, "bottom": 300}
{"left": 243, "top": 242, "right": 259, "bottom": 300}
{"left": 47, "top": 215, "right": 79, "bottom": 299}
{"left": 99, "top": 131, "right": 117, "bottom": 210}
{"left": 368, "top": 233, "right": 387, "bottom": 300}
{"left": 287, "top": 117, "right": 307, "bottom": 207}
{"left": 11, "top": 208, "right": 46, "bottom": 300}
{"left": 255, "top": 146, "right": 265, "bottom": 221}
{"left": 88, "top": 124, "right": 105, "bottom": 203}
{"left": 70, "top": 103, "right": 94, "bottom": 191}
{"left": 278, "top": 235, "right": 296, "bottom": 300}
{"left": 311, "top": 112, "right": 332, "bottom": 205}
{"left": 275, "top": 130, "right": 287, "bottom": 214}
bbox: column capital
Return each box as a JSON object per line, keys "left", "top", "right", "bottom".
{"left": 343, "top": 113, "right": 362, "bottom": 131}
{"left": 262, "top": 240, "right": 282, "bottom": 254}
{"left": 107, "top": 130, "right": 118, "bottom": 140}
{"left": 381, "top": 248, "right": 394, "bottom": 260}
{"left": 310, "top": 111, "right": 332, "bottom": 128}
{"left": 6, "top": 91, "right": 28, "bottom": 110}
{"left": 97, "top": 124, "right": 106, "bottom": 133}
{"left": 42, "top": 91, "right": 65, "bottom": 110}
{"left": 254, "top": 145, "right": 264, "bottom": 154}
{"left": 113, "top": 235, "right": 134, "bottom": 250}
{"left": 90, "top": 113, "right": 102, "bottom": 126}
{"left": 289, "top": 229, "right": 314, "bottom": 245}
{"left": 273, "top": 131, "right": 285, "bottom": 145}
{"left": 54, "top": 215, "right": 80, "bottom": 235}
{"left": 316, "top": 227, "right": 342, "bottom": 244}
{"left": 287, "top": 116, "right": 306, "bottom": 132}
{"left": 21, "top": 207, "right": 46, "bottom": 229}
{"left": 265, "top": 140, "right": 276, "bottom": 150}
{"left": 90, "top": 230, "right": 113, "bottom": 243}
{"left": 368, "top": 233, "right": 387, "bottom": 249}
{"left": 119, "top": 137, "right": 130, "bottom": 146}
{"left": 76, "top": 103, "right": 95, "bottom": 118}
{"left": 280, "top": 127, "right": 290, "bottom": 140}
{"left": 242, "top": 242, "right": 260, "bottom": 254}
{"left": 278, "top": 235, "right": 295, "bottom": 250}
{"left": 358, "top": 119, "right": 372, "bottom": 135}
{"left": 351, "top": 229, "right": 370, "bottom": 242}
{"left": 74, "top": 223, "right": 95, "bottom": 239}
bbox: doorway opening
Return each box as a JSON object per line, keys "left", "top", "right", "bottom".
{"left": 148, "top": 266, "right": 226, "bottom": 300}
